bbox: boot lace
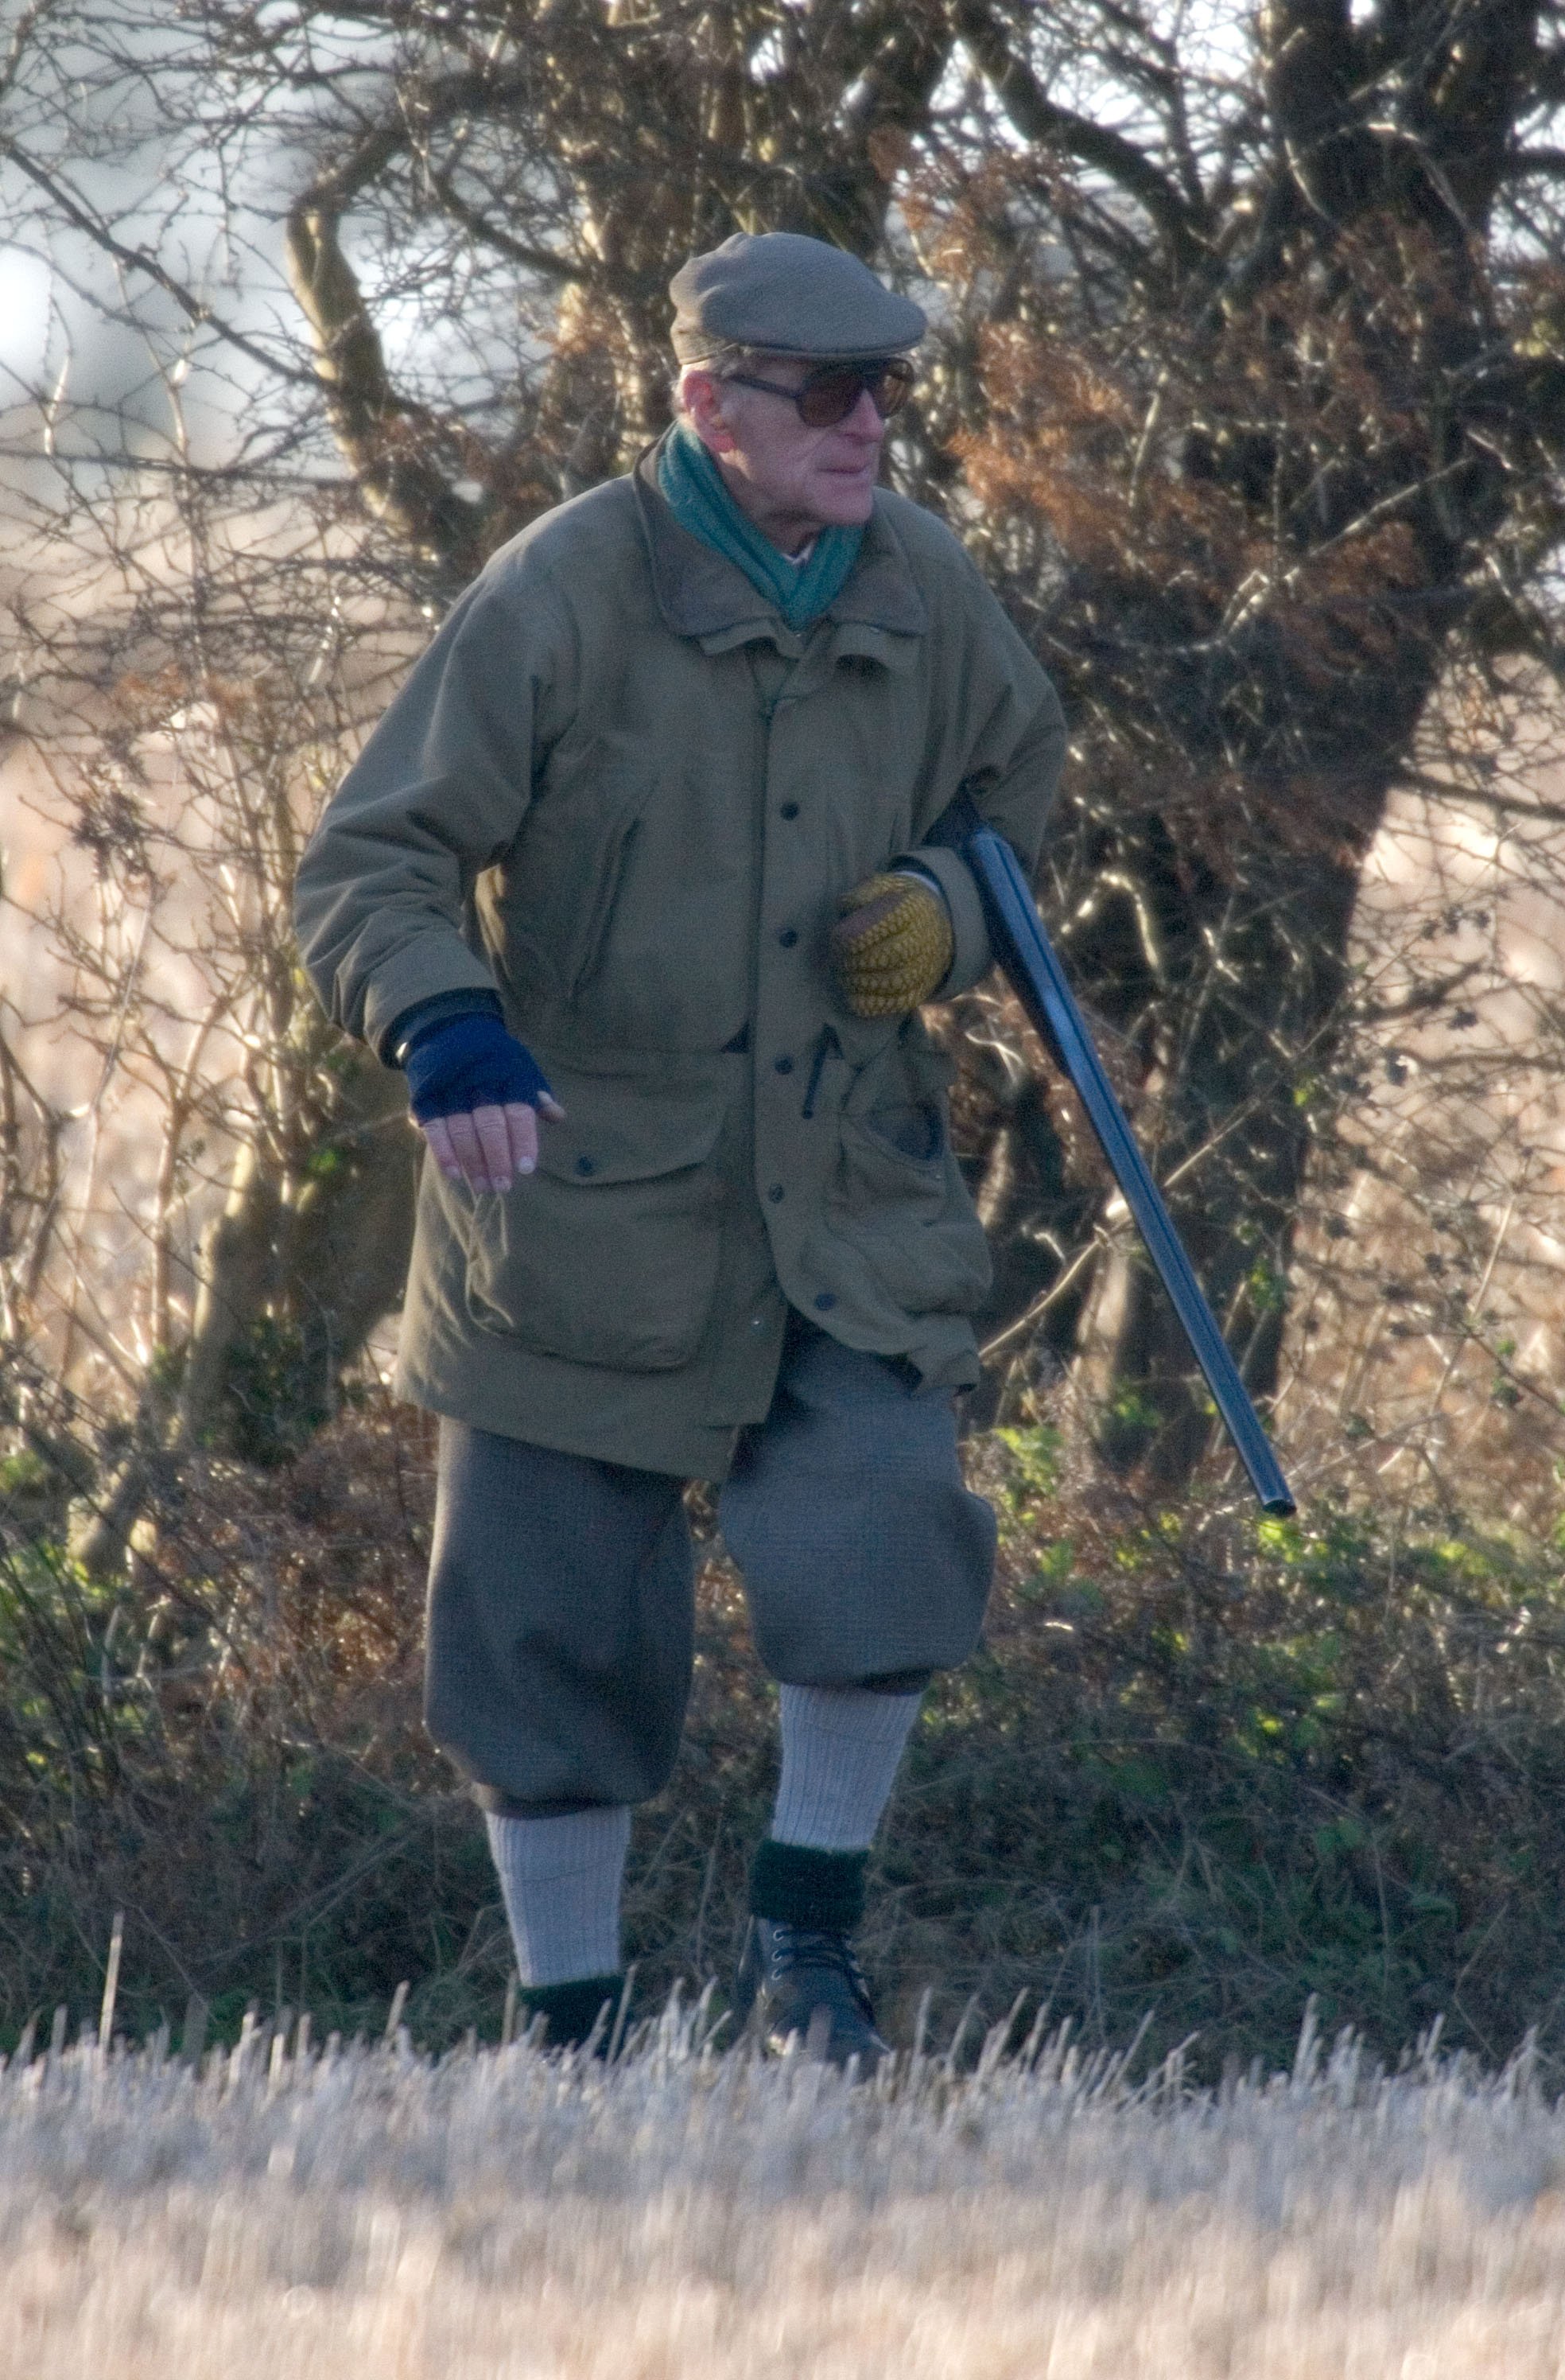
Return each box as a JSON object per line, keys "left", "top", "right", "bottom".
{"left": 767, "top": 1923, "right": 874, "bottom": 2019}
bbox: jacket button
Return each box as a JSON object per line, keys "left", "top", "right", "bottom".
{"left": 779, "top": 802, "right": 800, "bottom": 819}
{"left": 575, "top": 1157, "right": 596, "bottom": 1176}
{"left": 768, "top": 1184, "right": 785, "bottom": 1203}
{"left": 814, "top": 1292, "right": 837, "bottom": 1311}
{"left": 777, "top": 927, "right": 798, "bottom": 947}
{"left": 774, "top": 1055, "right": 794, "bottom": 1075}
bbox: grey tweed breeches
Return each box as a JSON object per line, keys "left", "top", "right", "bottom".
{"left": 423, "top": 1316, "right": 996, "bottom": 1810}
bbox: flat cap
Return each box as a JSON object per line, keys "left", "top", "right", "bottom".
{"left": 670, "top": 231, "right": 926, "bottom": 364}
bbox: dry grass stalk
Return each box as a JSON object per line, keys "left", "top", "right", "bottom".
{"left": 6, "top": 2008, "right": 1565, "bottom": 2378}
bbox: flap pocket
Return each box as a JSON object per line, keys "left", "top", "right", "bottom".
{"left": 534, "top": 1075, "right": 724, "bottom": 1186}
{"left": 462, "top": 1065, "right": 728, "bottom": 1371}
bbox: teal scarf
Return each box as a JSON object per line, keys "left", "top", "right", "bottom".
{"left": 656, "top": 423, "right": 863, "bottom": 631}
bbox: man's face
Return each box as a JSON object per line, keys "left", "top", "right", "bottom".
{"left": 682, "top": 356, "right": 893, "bottom": 551}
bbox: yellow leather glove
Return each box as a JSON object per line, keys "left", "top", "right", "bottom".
{"left": 829, "top": 870, "right": 954, "bottom": 1017}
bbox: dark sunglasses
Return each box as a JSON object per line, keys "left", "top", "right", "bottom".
{"left": 722, "top": 356, "right": 915, "bottom": 429}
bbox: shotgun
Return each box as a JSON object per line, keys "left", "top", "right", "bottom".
{"left": 941, "top": 794, "right": 1295, "bottom": 1517}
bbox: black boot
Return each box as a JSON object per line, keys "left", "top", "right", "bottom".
{"left": 732, "top": 1842, "right": 889, "bottom": 2073}
{"left": 517, "top": 1972, "right": 625, "bottom": 2051}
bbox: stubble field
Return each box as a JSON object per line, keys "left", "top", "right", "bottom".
{"left": 7, "top": 2003, "right": 1565, "bottom": 2380}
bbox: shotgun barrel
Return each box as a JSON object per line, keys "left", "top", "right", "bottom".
{"left": 956, "top": 810, "right": 1296, "bottom": 1518}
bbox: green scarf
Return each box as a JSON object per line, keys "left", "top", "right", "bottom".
{"left": 656, "top": 422, "right": 863, "bottom": 631}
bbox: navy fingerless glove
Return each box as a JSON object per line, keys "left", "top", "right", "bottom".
{"left": 402, "top": 1013, "right": 554, "bottom": 1124}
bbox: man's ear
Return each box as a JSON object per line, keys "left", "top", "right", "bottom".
{"left": 682, "top": 369, "right": 738, "bottom": 455}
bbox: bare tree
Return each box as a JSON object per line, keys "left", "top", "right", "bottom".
{"left": 915, "top": 4, "right": 1565, "bottom": 1480}
{"left": 0, "top": 461, "right": 418, "bottom": 1551}
{"left": 1, "top": 0, "right": 1563, "bottom": 1512}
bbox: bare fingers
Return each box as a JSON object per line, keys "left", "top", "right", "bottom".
{"left": 420, "top": 1099, "right": 563, "bottom": 1192}
{"left": 501, "top": 1101, "right": 542, "bottom": 1181}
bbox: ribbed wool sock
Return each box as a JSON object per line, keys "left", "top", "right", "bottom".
{"left": 771, "top": 1683, "right": 922, "bottom": 1853}
{"left": 484, "top": 1805, "right": 631, "bottom": 1986}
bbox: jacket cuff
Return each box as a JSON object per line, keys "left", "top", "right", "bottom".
{"left": 361, "top": 940, "right": 502, "bottom": 1063}
{"left": 901, "top": 844, "right": 992, "bottom": 998}
{"left": 383, "top": 986, "right": 504, "bottom": 1068}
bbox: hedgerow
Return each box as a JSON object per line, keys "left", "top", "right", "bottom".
{"left": 4, "top": 1400, "right": 1564, "bottom": 2076}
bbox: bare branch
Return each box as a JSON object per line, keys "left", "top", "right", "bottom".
{"left": 0, "top": 133, "right": 311, "bottom": 387}
{"left": 954, "top": 0, "right": 1206, "bottom": 272}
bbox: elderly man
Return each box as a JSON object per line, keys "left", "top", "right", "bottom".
{"left": 295, "top": 231, "right": 1065, "bottom": 2067}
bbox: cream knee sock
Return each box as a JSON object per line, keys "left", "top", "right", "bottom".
{"left": 484, "top": 1805, "right": 631, "bottom": 1985}
{"left": 771, "top": 1684, "right": 922, "bottom": 1853}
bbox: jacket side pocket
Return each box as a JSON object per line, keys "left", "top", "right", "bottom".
{"left": 825, "top": 1040, "right": 992, "bottom": 1314}
{"left": 460, "top": 1064, "right": 728, "bottom": 1371}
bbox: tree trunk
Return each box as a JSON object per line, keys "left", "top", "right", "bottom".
{"left": 175, "top": 1051, "right": 417, "bottom": 1467}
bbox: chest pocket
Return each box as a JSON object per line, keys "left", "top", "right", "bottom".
{"left": 460, "top": 1067, "right": 728, "bottom": 1370}
{"left": 487, "top": 768, "right": 647, "bottom": 1008}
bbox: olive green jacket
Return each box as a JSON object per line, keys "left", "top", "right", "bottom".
{"left": 294, "top": 449, "right": 1066, "bottom": 1478}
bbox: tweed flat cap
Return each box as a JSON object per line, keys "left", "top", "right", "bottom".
{"left": 670, "top": 231, "right": 926, "bottom": 364}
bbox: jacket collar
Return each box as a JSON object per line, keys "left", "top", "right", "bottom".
{"left": 631, "top": 441, "right": 928, "bottom": 648}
